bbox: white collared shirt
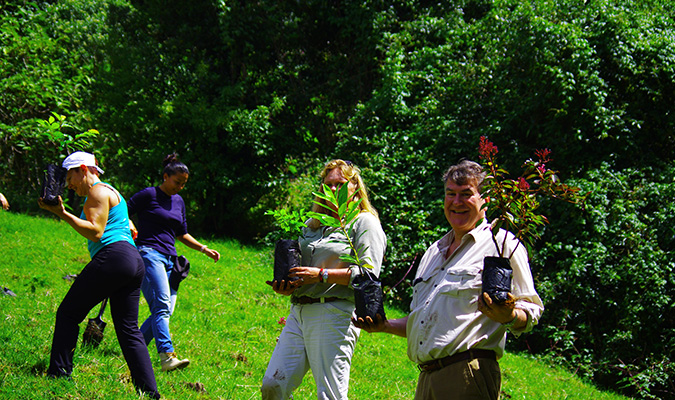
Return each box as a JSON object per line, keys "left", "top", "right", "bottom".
{"left": 406, "top": 219, "right": 544, "bottom": 364}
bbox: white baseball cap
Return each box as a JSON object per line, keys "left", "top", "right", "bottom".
{"left": 62, "top": 151, "right": 104, "bottom": 174}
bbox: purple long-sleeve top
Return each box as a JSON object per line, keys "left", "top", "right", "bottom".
{"left": 127, "top": 186, "right": 188, "bottom": 257}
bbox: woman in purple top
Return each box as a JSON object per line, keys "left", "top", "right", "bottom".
{"left": 128, "top": 153, "right": 220, "bottom": 372}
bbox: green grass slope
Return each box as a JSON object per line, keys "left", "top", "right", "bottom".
{"left": 0, "top": 211, "right": 630, "bottom": 399}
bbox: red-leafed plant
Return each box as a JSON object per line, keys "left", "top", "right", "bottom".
{"left": 478, "top": 136, "right": 587, "bottom": 257}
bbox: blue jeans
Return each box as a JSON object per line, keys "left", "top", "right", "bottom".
{"left": 138, "top": 246, "right": 178, "bottom": 354}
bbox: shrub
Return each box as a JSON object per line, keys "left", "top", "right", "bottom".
{"left": 0, "top": 0, "right": 109, "bottom": 211}
{"left": 524, "top": 163, "right": 675, "bottom": 399}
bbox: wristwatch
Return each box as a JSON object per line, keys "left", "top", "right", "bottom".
{"left": 321, "top": 269, "right": 329, "bottom": 283}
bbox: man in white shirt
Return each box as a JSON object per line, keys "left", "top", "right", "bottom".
{"left": 353, "top": 160, "right": 544, "bottom": 400}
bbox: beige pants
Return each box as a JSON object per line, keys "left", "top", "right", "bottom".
{"left": 414, "top": 357, "right": 501, "bottom": 400}
{"left": 261, "top": 300, "right": 360, "bottom": 400}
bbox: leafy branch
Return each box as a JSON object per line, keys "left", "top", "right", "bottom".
{"left": 479, "top": 136, "right": 588, "bottom": 257}
{"left": 264, "top": 208, "right": 309, "bottom": 242}
{"left": 307, "top": 184, "right": 372, "bottom": 269}
{"left": 36, "top": 112, "right": 100, "bottom": 155}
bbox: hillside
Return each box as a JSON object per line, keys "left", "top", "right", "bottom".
{"left": 0, "top": 211, "right": 629, "bottom": 399}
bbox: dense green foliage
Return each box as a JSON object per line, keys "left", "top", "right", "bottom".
{"left": 1, "top": 0, "right": 674, "bottom": 397}
{"left": 0, "top": 0, "right": 109, "bottom": 208}
{"left": 531, "top": 165, "right": 675, "bottom": 399}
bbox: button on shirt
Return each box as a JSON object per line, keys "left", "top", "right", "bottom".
{"left": 406, "top": 219, "right": 544, "bottom": 364}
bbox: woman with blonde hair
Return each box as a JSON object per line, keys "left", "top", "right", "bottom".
{"left": 262, "top": 159, "right": 387, "bottom": 400}
{"left": 306, "top": 159, "right": 378, "bottom": 229}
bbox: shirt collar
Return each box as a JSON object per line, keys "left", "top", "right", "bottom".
{"left": 470, "top": 218, "right": 493, "bottom": 241}
{"left": 437, "top": 218, "right": 491, "bottom": 253}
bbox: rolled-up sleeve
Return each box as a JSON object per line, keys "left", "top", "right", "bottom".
{"left": 508, "top": 239, "right": 544, "bottom": 335}
{"left": 348, "top": 212, "right": 387, "bottom": 285}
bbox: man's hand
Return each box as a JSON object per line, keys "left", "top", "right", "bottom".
{"left": 352, "top": 314, "right": 387, "bottom": 333}
{"left": 478, "top": 292, "right": 521, "bottom": 325}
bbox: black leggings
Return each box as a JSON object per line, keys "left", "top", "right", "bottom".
{"left": 48, "top": 241, "right": 159, "bottom": 398}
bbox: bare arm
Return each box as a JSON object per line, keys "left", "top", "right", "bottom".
{"left": 177, "top": 233, "right": 220, "bottom": 262}
{"left": 38, "top": 185, "right": 109, "bottom": 242}
{"left": 288, "top": 267, "right": 352, "bottom": 286}
{"left": 267, "top": 267, "right": 353, "bottom": 296}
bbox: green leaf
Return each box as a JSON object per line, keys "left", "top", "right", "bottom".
{"left": 337, "top": 183, "right": 349, "bottom": 207}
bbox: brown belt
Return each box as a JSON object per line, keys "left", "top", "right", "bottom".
{"left": 292, "top": 296, "right": 340, "bottom": 305}
{"left": 418, "top": 349, "right": 496, "bottom": 372}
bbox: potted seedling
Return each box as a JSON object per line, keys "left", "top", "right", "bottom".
{"left": 36, "top": 112, "right": 99, "bottom": 205}
{"left": 478, "top": 136, "right": 587, "bottom": 304}
{"left": 40, "top": 163, "right": 67, "bottom": 206}
{"left": 265, "top": 209, "right": 308, "bottom": 284}
{"left": 307, "top": 184, "right": 386, "bottom": 321}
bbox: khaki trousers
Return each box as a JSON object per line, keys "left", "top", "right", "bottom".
{"left": 261, "top": 300, "right": 360, "bottom": 400}
{"left": 414, "top": 357, "right": 501, "bottom": 400}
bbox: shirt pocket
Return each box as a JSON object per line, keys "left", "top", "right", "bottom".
{"left": 439, "top": 263, "right": 482, "bottom": 298}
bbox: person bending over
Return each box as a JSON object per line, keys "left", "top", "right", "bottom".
{"left": 39, "top": 151, "right": 160, "bottom": 399}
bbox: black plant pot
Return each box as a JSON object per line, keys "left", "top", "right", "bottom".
{"left": 482, "top": 256, "right": 513, "bottom": 304}
{"left": 353, "top": 269, "right": 386, "bottom": 320}
{"left": 41, "top": 164, "right": 67, "bottom": 206}
{"left": 273, "top": 239, "right": 301, "bottom": 283}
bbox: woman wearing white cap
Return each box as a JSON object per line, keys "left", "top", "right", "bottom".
{"left": 38, "top": 151, "right": 160, "bottom": 399}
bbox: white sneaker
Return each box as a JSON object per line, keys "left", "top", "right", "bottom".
{"left": 159, "top": 352, "right": 190, "bottom": 372}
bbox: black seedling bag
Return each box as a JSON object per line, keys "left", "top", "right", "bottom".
{"left": 353, "top": 266, "right": 386, "bottom": 320}
{"left": 41, "top": 164, "right": 67, "bottom": 205}
{"left": 482, "top": 256, "right": 513, "bottom": 304}
{"left": 273, "top": 239, "right": 301, "bottom": 283}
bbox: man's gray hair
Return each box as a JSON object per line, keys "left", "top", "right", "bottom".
{"left": 442, "top": 160, "right": 486, "bottom": 191}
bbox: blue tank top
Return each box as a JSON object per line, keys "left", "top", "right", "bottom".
{"left": 80, "top": 182, "right": 135, "bottom": 257}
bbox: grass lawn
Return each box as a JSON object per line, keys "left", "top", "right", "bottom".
{"left": 0, "top": 211, "right": 631, "bottom": 399}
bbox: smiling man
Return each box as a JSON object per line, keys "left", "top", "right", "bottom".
{"left": 353, "top": 159, "right": 544, "bottom": 400}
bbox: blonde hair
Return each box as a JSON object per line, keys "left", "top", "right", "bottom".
{"left": 307, "top": 159, "right": 379, "bottom": 229}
